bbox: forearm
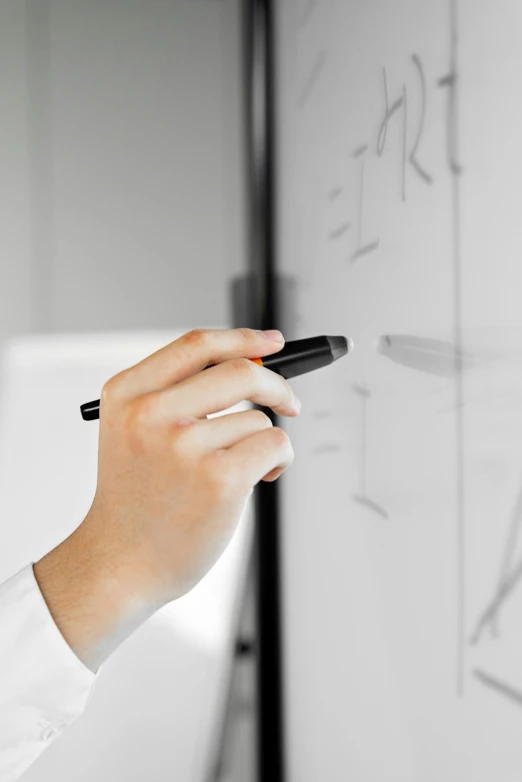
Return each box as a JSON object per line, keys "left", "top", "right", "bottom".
{"left": 33, "top": 521, "right": 157, "bottom": 673}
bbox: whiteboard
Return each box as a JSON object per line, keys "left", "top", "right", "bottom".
{"left": 276, "top": 1, "right": 522, "bottom": 780}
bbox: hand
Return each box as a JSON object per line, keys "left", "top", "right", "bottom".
{"left": 84, "top": 326, "right": 298, "bottom": 603}
{"left": 34, "top": 328, "right": 299, "bottom": 671}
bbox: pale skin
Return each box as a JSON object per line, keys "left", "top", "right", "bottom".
{"left": 33, "top": 328, "right": 299, "bottom": 673}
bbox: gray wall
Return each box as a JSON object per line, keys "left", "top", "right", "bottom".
{"left": 0, "top": 2, "right": 252, "bottom": 780}
{"left": 0, "top": 0, "right": 246, "bottom": 342}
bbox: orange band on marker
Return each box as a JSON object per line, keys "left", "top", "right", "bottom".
{"left": 251, "top": 357, "right": 264, "bottom": 367}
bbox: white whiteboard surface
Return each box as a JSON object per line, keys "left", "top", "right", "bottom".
{"left": 276, "top": 1, "right": 522, "bottom": 780}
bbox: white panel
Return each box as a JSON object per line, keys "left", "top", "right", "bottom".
{"left": 276, "top": 1, "right": 522, "bottom": 779}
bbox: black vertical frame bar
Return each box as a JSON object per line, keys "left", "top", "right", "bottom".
{"left": 242, "top": 0, "right": 285, "bottom": 780}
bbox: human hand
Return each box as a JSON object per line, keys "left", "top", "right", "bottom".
{"left": 35, "top": 328, "right": 298, "bottom": 671}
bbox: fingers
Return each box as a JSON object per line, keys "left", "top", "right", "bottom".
{"left": 104, "top": 328, "right": 285, "bottom": 401}
{"left": 222, "top": 426, "right": 294, "bottom": 487}
{"left": 175, "top": 409, "right": 274, "bottom": 452}
{"left": 151, "top": 357, "right": 301, "bottom": 421}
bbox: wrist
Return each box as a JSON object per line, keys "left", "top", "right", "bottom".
{"left": 34, "top": 522, "right": 157, "bottom": 673}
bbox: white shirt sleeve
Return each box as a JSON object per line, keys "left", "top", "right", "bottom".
{"left": 0, "top": 563, "right": 99, "bottom": 782}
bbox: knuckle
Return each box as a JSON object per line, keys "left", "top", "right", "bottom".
{"left": 229, "top": 357, "right": 256, "bottom": 380}
{"left": 271, "top": 427, "right": 294, "bottom": 461}
{"left": 236, "top": 327, "right": 256, "bottom": 341}
{"left": 252, "top": 410, "right": 272, "bottom": 428}
{"left": 124, "top": 394, "right": 157, "bottom": 434}
{"left": 101, "top": 372, "right": 125, "bottom": 404}
{"left": 271, "top": 425, "right": 290, "bottom": 447}
{"left": 184, "top": 328, "right": 209, "bottom": 348}
{"left": 171, "top": 422, "right": 197, "bottom": 456}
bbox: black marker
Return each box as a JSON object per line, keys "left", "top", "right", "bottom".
{"left": 80, "top": 335, "right": 354, "bottom": 421}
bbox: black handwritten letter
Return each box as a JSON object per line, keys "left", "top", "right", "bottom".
{"left": 377, "top": 67, "right": 404, "bottom": 156}
{"left": 350, "top": 151, "right": 379, "bottom": 263}
{"left": 409, "top": 54, "right": 433, "bottom": 185}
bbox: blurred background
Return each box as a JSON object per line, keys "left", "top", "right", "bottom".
{"left": 0, "top": 1, "right": 257, "bottom": 780}
{"left": 0, "top": 0, "right": 245, "bottom": 340}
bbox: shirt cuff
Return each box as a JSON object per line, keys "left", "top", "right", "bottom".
{"left": 0, "top": 563, "right": 99, "bottom": 781}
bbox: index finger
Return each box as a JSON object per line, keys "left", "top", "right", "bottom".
{"left": 110, "top": 328, "right": 285, "bottom": 401}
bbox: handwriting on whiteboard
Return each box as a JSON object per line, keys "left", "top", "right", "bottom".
{"left": 326, "top": 53, "right": 461, "bottom": 259}
{"left": 352, "top": 384, "right": 389, "bottom": 520}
